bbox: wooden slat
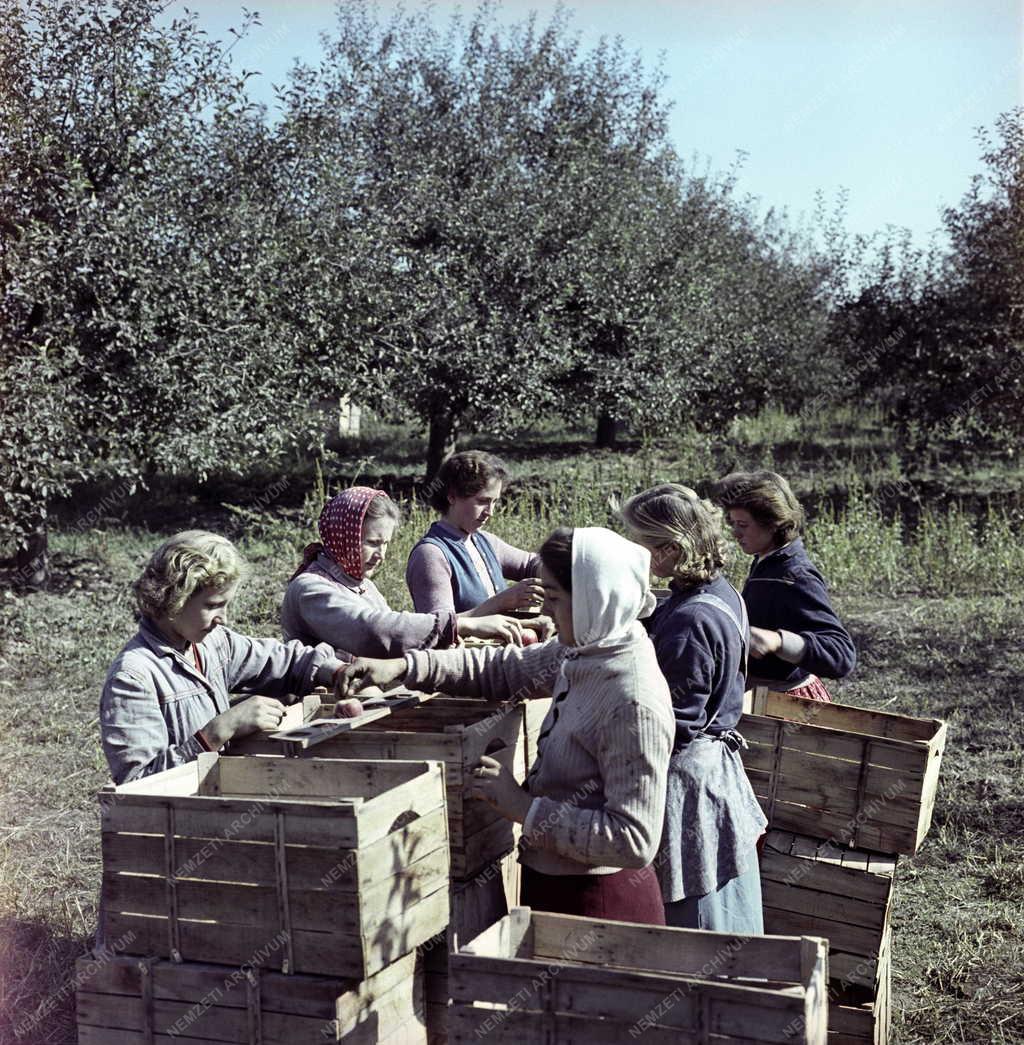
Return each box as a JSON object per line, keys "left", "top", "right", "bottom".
{"left": 448, "top": 1005, "right": 691, "bottom": 1045}
{"left": 450, "top": 815, "right": 517, "bottom": 880}
{"left": 752, "top": 798, "right": 919, "bottom": 854}
{"left": 528, "top": 910, "right": 812, "bottom": 984}
{"left": 104, "top": 881, "right": 448, "bottom": 980}
{"left": 748, "top": 688, "right": 942, "bottom": 742}
{"left": 759, "top": 851, "right": 893, "bottom": 906}
{"left": 762, "top": 903, "right": 882, "bottom": 958}
{"left": 102, "top": 803, "right": 447, "bottom": 894}
{"left": 78, "top": 949, "right": 418, "bottom": 1019}
{"left": 829, "top": 951, "right": 879, "bottom": 989}
{"left": 103, "top": 843, "right": 449, "bottom": 937}
{"left": 742, "top": 715, "right": 931, "bottom": 775}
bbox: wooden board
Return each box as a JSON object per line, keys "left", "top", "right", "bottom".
{"left": 741, "top": 687, "right": 947, "bottom": 855}
{"left": 76, "top": 948, "right": 425, "bottom": 1044}
{"left": 98, "top": 755, "right": 450, "bottom": 979}
{"left": 448, "top": 908, "right": 828, "bottom": 1045}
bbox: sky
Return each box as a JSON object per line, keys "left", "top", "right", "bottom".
{"left": 172, "top": 0, "right": 1022, "bottom": 249}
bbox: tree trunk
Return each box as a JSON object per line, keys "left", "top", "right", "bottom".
{"left": 12, "top": 516, "right": 48, "bottom": 590}
{"left": 425, "top": 413, "right": 459, "bottom": 482}
{"left": 595, "top": 412, "right": 620, "bottom": 449}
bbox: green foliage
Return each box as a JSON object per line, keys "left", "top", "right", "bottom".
{"left": 0, "top": 0, "right": 358, "bottom": 554}
{"left": 823, "top": 109, "right": 1024, "bottom": 459}
{"left": 275, "top": 2, "right": 832, "bottom": 463}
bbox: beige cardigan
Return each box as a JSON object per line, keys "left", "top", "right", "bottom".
{"left": 404, "top": 634, "right": 674, "bottom": 876}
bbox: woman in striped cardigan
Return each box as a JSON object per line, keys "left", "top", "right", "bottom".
{"left": 338, "top": 526, "right": 675, "bottom": 924}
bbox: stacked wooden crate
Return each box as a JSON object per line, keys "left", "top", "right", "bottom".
{"left": 450, "top": 906, "right": 830, "bottom": 1044}
{"left": 81, "top": 753, "right": 450, "bottom": 1042}
{"left": 235, "top": 693, "right": 548, "bottom": 1045}
{"left": 741, "top": 687, "right": 947, "bottom": 1044}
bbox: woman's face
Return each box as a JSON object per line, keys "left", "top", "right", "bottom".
{"left": 361, "top": 517, "right": 397, "bottom": 578}
{"left": 631, "top": 535, "right": 679, "bottom": 580}
{"left": 539, "top": 563, "right": 574, "bottom": 646}
{"left": 446, "top": 478, "right": 502, "bottom": 534}
{"left": 726, "top": 508, "right": 778, "bottom": 557}
{"left": 167, "top": 583, "right": 237, "bottom": 646}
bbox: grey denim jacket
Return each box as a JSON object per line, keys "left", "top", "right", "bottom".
{"left": 100, "top": 619, "right": 337, "bottom": 784}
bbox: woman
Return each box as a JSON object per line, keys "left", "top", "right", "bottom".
{"left": 406, "top": 451, "right": 544, "bottom": 618}
{"left": 340, "top": 526, "right": 674, "bottom": 924}
{"left": 100, "top": 530, "right": 361, "bottom": 785}
{"left": 711, "top": 470, "right": 856, "bottom": 701}
{"left": 281, "top": 486, "right": 534, "bottom": 658}
{"left": 622, "top": 484, "right": 767, "bottom": 932}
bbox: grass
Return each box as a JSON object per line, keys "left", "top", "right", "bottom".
{"left": 1, "top": 421, "right": 1023, "bottom": 1043}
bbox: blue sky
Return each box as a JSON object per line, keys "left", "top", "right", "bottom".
{"left": 176, "top": 0, "right": 1021, "bottom": 249}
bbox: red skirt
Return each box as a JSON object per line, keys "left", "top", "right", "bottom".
{"left": 521, "top": 863, "right": 666, "bottom": 925}
{"left": 787, "top": 676, "right": 833, "bottom": 702}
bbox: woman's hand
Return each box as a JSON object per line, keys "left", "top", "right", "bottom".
{"left": 749, "top": 626, "right": 783, "bottom": 659}
{"left": 458, "top": 614, "right": 524, "bottom": 646}
{"left": 468, "top": 754, "right": 533, "bottom": 823}
{"left": 476, "top": 577, "right": 545, "bottom": 615}
{"left": 205, "top": 695, "right": 287, "bottom": 746}
{"left": 333, "top": 698, "right": 364, "bottom": 719}
{"left": 333, "top": 657, "right": 408, "bottom": 698}
{"left": 520, "top": 614, "right": 555, "bottom": 643}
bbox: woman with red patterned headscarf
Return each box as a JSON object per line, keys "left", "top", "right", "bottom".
{"left": 281, "top": 487, "right": 534, "bottom": 660}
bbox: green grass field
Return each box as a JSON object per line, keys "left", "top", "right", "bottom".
{"left": 1, "top": 416, "right": 1022, "bottom": 1043}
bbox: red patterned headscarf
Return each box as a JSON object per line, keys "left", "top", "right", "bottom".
{"left": 291, "top": 486, "right": 387, "bottom": 582}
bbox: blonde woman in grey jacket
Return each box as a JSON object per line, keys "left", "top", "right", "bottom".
{"left": 100, "top": 531, "right": 359, "bottom": 784}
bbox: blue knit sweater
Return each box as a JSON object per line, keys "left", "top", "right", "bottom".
{"left": 742, "top": 538, "right": 856, "bottom": 686}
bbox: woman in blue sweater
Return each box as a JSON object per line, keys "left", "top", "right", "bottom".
{"left": 622, "top": 484, "right": 766, "bottom": 932}
{"left": 711, "top": 470, "right": 856, "bottom": 701}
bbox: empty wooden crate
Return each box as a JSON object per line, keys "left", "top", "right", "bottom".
{"left": 741, "top": 687, "right": 947, "bottom": 854}
{"left": 233, "top": 696, "right": 550, "bottom": 880}
{"left": 761, "top": 829, "right": 896, "bottom": 990}
{"left": 448, "top": 907, "right": 829, "bottom": 1044}
{"left": 76, "top": 948, "right": 425, "bottom": 1044}
{"left": 100, "top": 755, "right": 449, "bottom": 979}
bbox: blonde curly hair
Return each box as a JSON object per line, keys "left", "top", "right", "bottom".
{"left": 621, "top": 484, "right": 727, "bottom": 588}
{"left": 134, "top": 531, "right": 245, "bottom": 620}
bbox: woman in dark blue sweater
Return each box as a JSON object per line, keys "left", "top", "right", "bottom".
{"left": 623, "top": 484, "right": 766, "bottom": 933}
{"left": 712, "top": 470, "right": 856, "bottom": 701}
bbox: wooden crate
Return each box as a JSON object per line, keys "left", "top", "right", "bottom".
{"left": 448, "top": 907, "right": 829, "bottom": 1044}
{"left": 761, "top": 829, "right": 896, "bottom": 990}
{"left": 422, "top": 846, "right": 521, "bottom": 1045}
{"left": 233, "top": 697, "right": 551, "bottom": 880}
{"left": 828, "top": 927, "right": 891, "bottom": 1045}
{"left": 75, "top": 948, "right": 425, "bottom": 1044}
{"left": 99, "top": 755, "right": 449, "bottom": 979}
{"left": 741, "top": 687, "right": 947, "bottom": 855}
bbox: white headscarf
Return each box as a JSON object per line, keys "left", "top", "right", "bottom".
{"left": 570, "top": 527, "right": 657, "bottom": 649}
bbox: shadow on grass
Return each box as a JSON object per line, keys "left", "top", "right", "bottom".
{"left": 0, "top": 918, "right": 93, "bottom": 1045}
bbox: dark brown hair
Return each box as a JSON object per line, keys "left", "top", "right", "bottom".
{"left": 429, "top": 451, "right": 510, "bottom": 513}
{"left": 711, "top": 470, "right": 805, "bottom": 546}
{"left": 538, "top": 527, "right": 573, "bottom": 593}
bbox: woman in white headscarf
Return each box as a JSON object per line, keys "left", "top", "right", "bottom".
{"left": 337, "top": 526, "right": 675, "bottom": 923}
